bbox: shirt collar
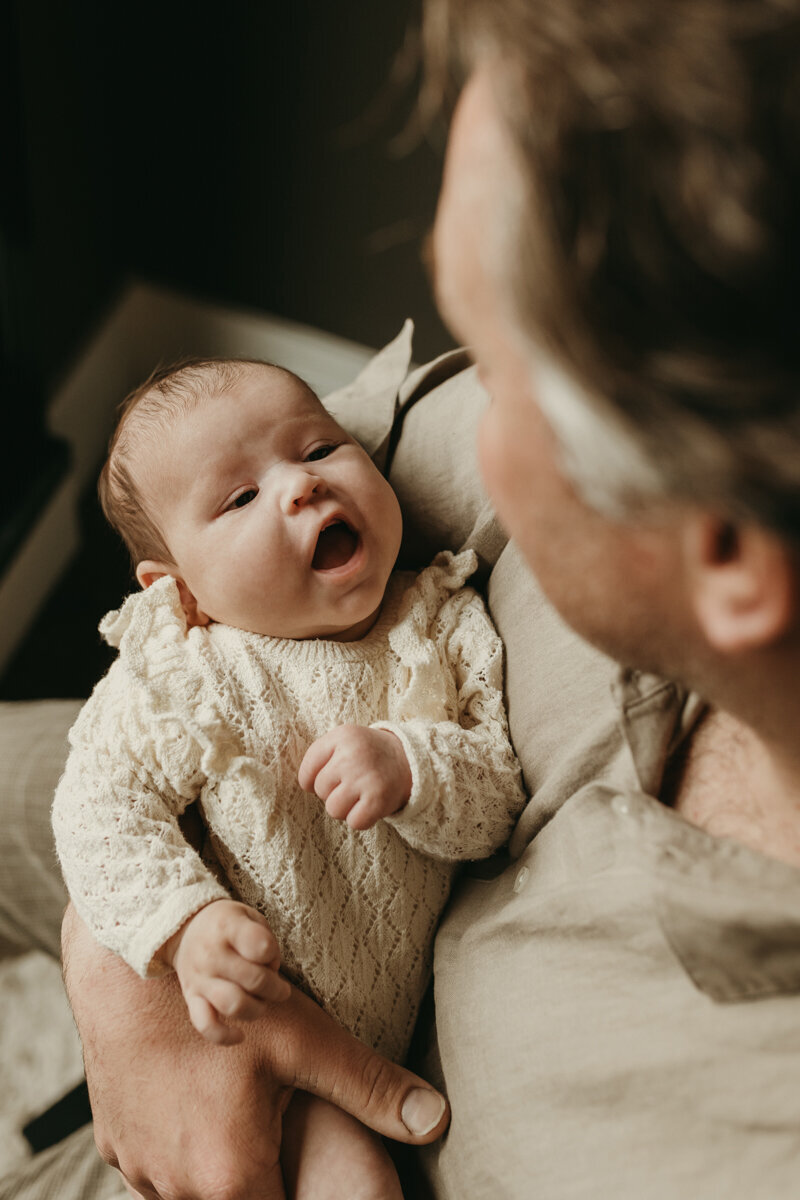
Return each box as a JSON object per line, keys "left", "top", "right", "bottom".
{"left": 611, "top": 667, "right": 800, "bottom": 1000}
{"left": 645, "top": 797, "right": 800, "bottom": 1001}
{"left": 612, "top": 667, "right": 705, "bottom": 798}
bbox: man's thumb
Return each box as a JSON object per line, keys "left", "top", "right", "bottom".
{"left": 291, "top": 997, "right": 449, "bottom": 1143}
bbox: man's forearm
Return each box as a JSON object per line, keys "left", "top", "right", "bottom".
{"left": 61, "top": 901, "right": 290, "bottom": 1196}
{"left": 61, "top": 902, "right": 448, "bottom": 1200}
{"left": 62, "top": 902, "right": 185, "bottom": 1051}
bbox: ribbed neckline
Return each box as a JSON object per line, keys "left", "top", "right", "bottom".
{"left": 217, "top": 571, "right": 412, "bottom": 664}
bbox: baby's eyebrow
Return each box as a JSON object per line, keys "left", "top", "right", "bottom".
{"left": 279, "top": 410, "right": 340, "bottom": 434}
{"left": 192, "top": 411, "right": 346, "bottom": 509}
{"left": 290, "top": 415, "right": 350, "bottom": 445}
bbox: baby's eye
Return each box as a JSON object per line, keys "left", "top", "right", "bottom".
{"left": 305, "top": 443, "right": 339, "bottom": 463}
{"left": 228, "top": 488, "right": 258, "bottom": 510}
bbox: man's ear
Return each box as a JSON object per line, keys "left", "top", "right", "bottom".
{"left": 684, "top": 515, "right": 795, "bottom": 654}
{"left": 135, "top": 561, "right": 211, "bottom": 628}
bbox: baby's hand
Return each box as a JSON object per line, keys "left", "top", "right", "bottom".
{"left": 298, "top": 725, "right": 412, "bottom": 831}
{"left": 161, "top": 899, "right": 291, "bottom": 1045}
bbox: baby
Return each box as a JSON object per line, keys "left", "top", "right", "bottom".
{"left": 53, "top": 357, "right": 525, "bottom": 1198}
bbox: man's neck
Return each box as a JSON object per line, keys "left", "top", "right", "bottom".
{"left": 669, "top": 708, "right": 800, "bottom": 868}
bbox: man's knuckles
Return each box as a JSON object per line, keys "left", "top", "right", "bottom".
{"left": 94, "top": 1128, "right": 120, "bottom": 1169}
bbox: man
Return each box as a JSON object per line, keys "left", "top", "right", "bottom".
{"left": 413, "top": 2, "right": 800, "bottom": 1191}
{"left": 6, "top": 0, "right": 800, "bottom": 1195}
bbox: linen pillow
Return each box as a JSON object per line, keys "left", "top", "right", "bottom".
{"left": 324, "top": 322, "right": 620, "bottom": 811}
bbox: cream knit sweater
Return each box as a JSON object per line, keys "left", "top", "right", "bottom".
{"left": 53, "top": 550, "right": 525, "bottom": 1060}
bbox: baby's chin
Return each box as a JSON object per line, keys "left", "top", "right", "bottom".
{"left": 289, "top": 602, "right": 384, "bottom": 643}
{"left": 213, "top": 598, "right": 385, "bottom": 644}
{"left": 317, "top": 604, "right": 384, "bottom": 643}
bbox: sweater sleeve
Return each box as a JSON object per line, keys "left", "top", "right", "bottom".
{"left": 378, "top": 584, "right": 527, "bottom": 862}
{"left": 52, "top": 591, "right": 231, "bottom": 978}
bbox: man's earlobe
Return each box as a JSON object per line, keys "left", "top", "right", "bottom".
{"left": 686, "top": 515, "right": 796, "bottom": 653}
{"left": 135, "top": 561, "right": 211, "bottom": 628}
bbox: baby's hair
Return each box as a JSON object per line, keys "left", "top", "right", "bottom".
{"left": 99, "top": 356, "right": 297, "bottom": 570}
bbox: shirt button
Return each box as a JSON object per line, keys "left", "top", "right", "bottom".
{"left": 513, "top": 865, "right": 530, "bottom": 894}
{"left": 612, "top": 795, "right": 631, "bottom": 817}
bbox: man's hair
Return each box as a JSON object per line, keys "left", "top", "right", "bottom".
{"left": 424, "top": 0, "right": 800, "bottom": 539}
{"left": 99, "top": 357, "right": 288, "bottom": 567}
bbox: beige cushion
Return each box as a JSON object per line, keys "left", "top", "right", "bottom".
{"left": 326, "top": 322, "right": 601, "bottom": 802}
{"left": 324, "top": 322, "right": 507, "bottom": 578}
{"left": 0, "top": 700, "right": 77, "bottom": 958}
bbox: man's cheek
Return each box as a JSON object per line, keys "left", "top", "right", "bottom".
{"left": 477, "top": 406, "right": 516, "bottom": 517}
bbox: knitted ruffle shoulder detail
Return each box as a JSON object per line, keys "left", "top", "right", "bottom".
{"left": 98, "top": 577, "right": 241, "bottom": 780}
{"left": 99, "top": 576, "right": 187, "bottom": 659}
{"left": 388, "top": 548, "right": 477, "bottom": 724}
{"left": 392, "top": 549, "right": 477, "bottom": 632}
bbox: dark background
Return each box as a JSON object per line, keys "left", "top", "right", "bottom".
{"left": 1, "top": 0, "right": 451, "bottom": 700}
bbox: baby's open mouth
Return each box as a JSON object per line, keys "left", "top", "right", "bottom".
{"left": 312, "top": 520, "right": 360, "bottom": 570}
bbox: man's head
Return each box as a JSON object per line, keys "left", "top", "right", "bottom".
{"left": 100, "top": 359, "right": 402, "bottom": 641}
{"left": 427, "top": 0, "right": 800, "bottom": 682}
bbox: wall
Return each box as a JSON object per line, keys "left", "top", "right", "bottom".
{"left": 7, "top": 0, "right": 450, "bottom": 400}
{"left": 0, "top": 1, "right": 454, "bottom": 684}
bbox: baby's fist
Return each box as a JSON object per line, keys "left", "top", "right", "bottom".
{"left": 163, "top": 899, "right": 290, "bottom": 1045}
{"left": 298, "top": 725, "right": 412, "bottom": 831}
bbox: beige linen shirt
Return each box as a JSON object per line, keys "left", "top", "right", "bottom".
{"left": 325, "top": 338, "right": 800, "bottom": 1197}
{"left": 422, "top": 644, "right": 800, "bottom": 1198}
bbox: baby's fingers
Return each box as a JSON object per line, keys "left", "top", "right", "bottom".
{"left": 227, "top": 907, "right": 281, "bottom": 968}
{"left": 220, "top": 946, "right": 291, "bottom": 1003}
{"left": 324, "top": 783, "right": 358, "bottom": 823}
{"left": 343, "top": 796, "right": 383, "bottom": 831}
{"left": 187, "top": 993, "right": 243, "bottom": 1046}
{"left": 298, "top": 733, "right": 335, "bottom": 793}
{"left": 204, "top": 978, "right": 279, "bottom": 1025}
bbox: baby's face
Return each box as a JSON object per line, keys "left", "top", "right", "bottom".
{"left": 133, "top": 365, "right": 403, "bottom": 640}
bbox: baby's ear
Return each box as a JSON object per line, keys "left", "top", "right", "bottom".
{"left": 135, "top": 561, "right": 211, "bottom": 628}
{"left": 136, "top": 560, "right": 173, "bottom": 591}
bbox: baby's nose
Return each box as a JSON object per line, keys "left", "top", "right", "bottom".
{"left": 283, "top": 468, "right": 327, "bottom": 512}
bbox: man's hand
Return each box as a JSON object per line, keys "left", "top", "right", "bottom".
{"left": 162, "top": 899, "right": 290, "bottom": 1045}
{"left": 298, "top": 725, "right": 413, "bottom": 830}
{"left": 63, "top": 904, "right": 448, "bottom": 1200}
